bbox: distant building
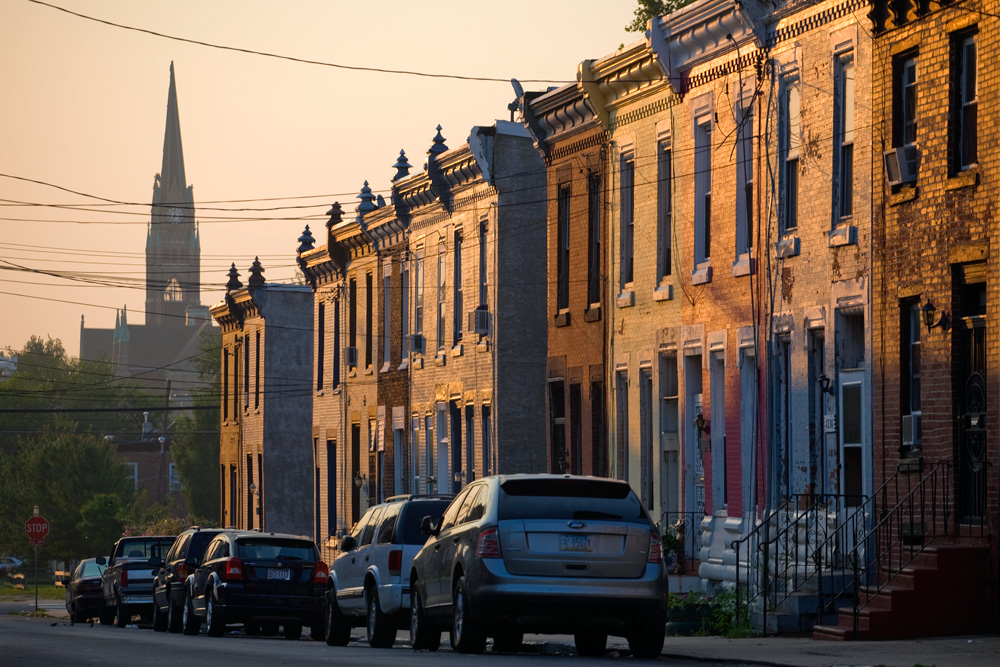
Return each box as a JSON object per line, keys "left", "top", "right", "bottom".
{"left": 115, "top": 412, "right": 185, "bottom": 512}
{"left": 79, "top": 62, "right": 213, "bottom": 406}
{"left": 0, "top": 353, "right": 16, "bottom": 381}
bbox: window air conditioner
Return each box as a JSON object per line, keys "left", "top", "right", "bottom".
{"left": 344, "top": 346, "right": 358, "bottom": 368}
{"left": 468, "top": 309, "right": 491, "bottom": 335}
{"left": 884, "top": 144, "right": 919, "bottom": 186}
{"left": 902, "top": 413, "right": 922, "bottom": 446}
{"left": 409, "top": 334, "right": 425, "bottom": 355}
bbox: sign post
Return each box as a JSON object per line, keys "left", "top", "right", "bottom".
{"left": 25, "top": 514, "right": 49, "bottom": 612}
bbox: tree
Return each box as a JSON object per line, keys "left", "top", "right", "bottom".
{"left": 625, "top": 0, "right": 697, "bottom": 33}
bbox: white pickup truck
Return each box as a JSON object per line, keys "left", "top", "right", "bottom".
{"left": 98, "top": 535, "right": 175, "bottom": 627}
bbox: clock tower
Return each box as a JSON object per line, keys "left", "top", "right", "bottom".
{"left": 146, "top": 62, "right": 201, "bottom": 326}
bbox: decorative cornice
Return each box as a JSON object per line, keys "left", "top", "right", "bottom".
{"left": 580, "top": 41, "right": 668, "bottom": 130}
{"left": 767, "top": 0, "right": 869, "bottom": 46}
{"left": 547, "top": 130, "right": 609, "bottom": 165}
{"left": 611, "top": 93, "right": 680, "bottom": 131}
{"left": 523, "top": 83, "right": 598, "bottom": 157}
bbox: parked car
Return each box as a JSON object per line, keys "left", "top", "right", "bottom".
{"left": 98, "top": 535, "right": 175, "bottom": 627}
{"left": 408, "top": 474, "right": 668, "bottom": 657}
{"left": 182, "top": 530, "right": 328, "bottom": 639}
{"left": 150, "top": 526, "right": 226, "bottom": 633}
{"left": 0, "top": 556, "right": 23, "bottom": 573}
{"left": 65, "top": 558, "right": 105, "bottom": 622}
{"left": 324, "top": 494, "right": 453, "bottom": 647}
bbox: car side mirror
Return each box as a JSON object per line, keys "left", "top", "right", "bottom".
{"left": 340, "top": 535, "right": 357, "bottom": 552}
{"left": 420, "top": 515, "right": 439, "bottom": 536}
{"left": 95, "top": 556, "right": 106, "bottom": 566}
{"left": 147, "top": 556, "right": 163, "bottom": 568}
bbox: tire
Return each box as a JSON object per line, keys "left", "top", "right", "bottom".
{"left": 366, "top": 583, "right": 395, "bottom": 648}
{"left": 449, "top": 576, "right": 486, "bottom": 654}
{"left": 98, "top": 602, "right": 114, "bottom": 626}
{"left": 324, "top": 589, "right": 351, "bottom": 646}
{"left": 152, "top": 598, "right": 167, "bottom": 632}
{"left": 574, "top": 631, "right": 608, "bottom": 657}
{"left": 182, "top": 592, "right": 200, "bottom": 635}
{"left": 409, "top": 585, "right": 439, "bottom": 651}
{"left": 115, "top": 597, "right": 129, "bottom": 628}
{"left": 206, "top": 594, "right": 225, "bottom": 637}
{"left": 283, "top": 623, "right": 302, "bottom": 640}
{"left": 167, "top": 595, "right": 183, "bottom": 633}
{"left": 492, "top": 629, "right": 523, "bottom": 653}
{"left": 628, "top": 624, "right": 665, "bottom": 660}
{"left": 68, "top": 604, "right": 80, "bottom": 624}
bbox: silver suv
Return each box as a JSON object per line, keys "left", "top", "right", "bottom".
{"left": 409, "top": 475, "right": 668, "bottom": 657}
{"left": 323, "top": 494, "right": 452, "bottom": 648}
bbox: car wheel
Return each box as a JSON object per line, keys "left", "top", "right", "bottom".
{"left": 206, "top": 593, "right": 226, "bottom": 637}
{"left": 152, "top": 598, "right": 168, "bottom": 632}
{"left": 115, "top": 597, "right": 129, "bottom": 628}
{"left": 491, "top": 629, "right": 523, "bottom": 653}
{"left": 283, "top": 623, "right": 302, "bottom": 640}
{"left": 366, "top": 583, "right": 395, "bottom": 648}
{"left": 167, "top": 595, "right": 183, "bottom": 633}
{"left": 449, "top": 575, "right": 486, "bottom": 654}
{"left": 409, "top": 585, "right": 439, "bottom": 651}
{"left": 98, "top": 602, "right": 114, "bottom": 626}
{"left": 574, "top": 631, "right": 608, "bottom": 657}
{"left": 324, "top": 589, "right": 350, "bottom": 646}
{"left": 68, "top": 603, "right": 79, "bottom": 624}
{"left": 182, "top": 591, "right": 200, "bottom": 635}
{"left": 628, "top": 623, "right": 665, "bottom": 659}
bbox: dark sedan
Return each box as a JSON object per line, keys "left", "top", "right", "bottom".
{"left": 65, "top": 558, "right": 105, "bottom": 622}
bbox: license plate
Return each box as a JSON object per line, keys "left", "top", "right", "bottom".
{"left": 560, "top": 534, "right": 592, "bottom": 552}
{"left": 267, "top": 568, "right": 290, "bottom": 580}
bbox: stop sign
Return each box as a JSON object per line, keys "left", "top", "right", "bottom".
{"left": 25, "top": 516, "right": 49, "bottom": 546}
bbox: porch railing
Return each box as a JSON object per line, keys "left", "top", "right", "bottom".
{"left": 659, "top": 511, "right": 703, "bottom": 573}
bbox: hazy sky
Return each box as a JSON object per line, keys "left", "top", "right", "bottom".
{"left": 0, "top": 0, "right": 636, "bottom": 356}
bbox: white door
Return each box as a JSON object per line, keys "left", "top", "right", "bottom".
{"left": 838, "top": 369, "right": 871, "bottom": 505}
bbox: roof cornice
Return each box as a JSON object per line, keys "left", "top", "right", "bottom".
{"left": 579, "top": 40, "right": 668, "bottom": 130}
{"left": 523, "top": 83, "right": 598, "bottom": 157}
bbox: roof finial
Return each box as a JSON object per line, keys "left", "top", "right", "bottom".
{"left": 392, "top": 149, "right": 411, "bottom": 182}
{"left": 247, "top": 257, "right": 265, "bottom": 289}
{"left": 226, "top": 263, "right": 242, "bottom": 291}
{"left": 356, "top": 181, "right": 376, "bottom": 224}
{"left": 297, "top": 225, "right": 315, "bottom": 255}
{"left": 428, "top": 125, "right": 448, "bottom": 157}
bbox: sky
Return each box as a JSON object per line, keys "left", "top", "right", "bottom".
{"left": 0, "top": 0, "right": 637, "bottom": 357}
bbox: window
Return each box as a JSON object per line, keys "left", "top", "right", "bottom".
{"left": 400, "top": 263, "right": 409, "bottom": 359}
{"left": 223, "top": 348, "right": 229, "bottom": 421}
{"left": 453, "top": 231, "right": 463, "bottom": 344}
{"left": 556, "top": 184, "right": 571, "bottom": 310}
{"left": 619, "top": 153, "right": 635, "bottom": 290}
{"left": 383, "top": 270, "right": 391, "bottom": 369}
{"left": 694, "top": 119, "right": 712, "bottom": 262}
{"left": 125, "top": 462, "right": 138, "bottom": 490}
{"left": 317, "top": 303, "right": 325, "bottom": 390}
{"left": 410, "top": 417, "right": 420, "bottom": 494}
{"left": 349, "top": 277, "right": 357, "bottom": 353}
{"left": 414, "top": 253, "right": 424, "bottom": 337}
{"left": 326, "top": 440, "right": 336, "bottom": 538}
{"left": 587, "top": 173, "right": 601, "bottom": 307}
{"left": 894, "top": 54, "right": 918, "bottom": 147}
{"left": 481, "top": 406, "right": 492, "bottom": 477}
{"left": 478, "top": 221, "right": 488, "bottom": 308}
{"left": 736, "top": 107, "right": 753, "bottom": 254}
{"left": 657, "top": 141, "right": 672, "bottom": 283}
{"left": 465, "top": 405, "right": 475, "bottom": 482}
{"left": 835, "top": 54, "right": 855, "bottom": 219}
{"left": 164, "top": 278, "right": 182, "bottom": 302}
{"left": 781, "top": 79, "right": 800, "bottom": 232}
{"left": 615, "top": 371, "right": 629, "bottom": 480}
{"left": 243, "top": 334, "right": 249, "bottom": 409}
{"left": 437, "top": 244, "right": 446, "bottom": 351}
{"left": 900, "top": 300, "right": 922, "bottom": 451}
{"left": 365, "top": 272, "right": 373, "bottom": 368}
{"left": 169, "top": 463, "right": 182, "bottom": 491}
{"left": 953, "top": 32, "right": 977, "bottom": 171}
{"left": 549, "top": 382, "right": 567, "bottom": 473}
{"left": 424, "top": 415, "right": 434, "bottom": 493}
{"left": 332, "top": 295, "right": 341, "bottom": 386}
{"left": 254, "top": 331, "right": 260, "bottom": 408}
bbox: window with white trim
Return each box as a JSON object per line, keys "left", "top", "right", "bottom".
{"left": 657, "top": 140, "right": 672, "bottom": 283}
{"left": 619, "top": 152, "right": 635, "bottom": 290}
{"left": 694, "top": 119, "right": 712, "bottom": 263}
{"left": 781, "top": 78, "right": 800, "bottom": 233}
{"left": 953, "top": 31, "right": 977, "bottom": 172}
{"left": 834, "top": 54, "right": 855, "bottom": 220}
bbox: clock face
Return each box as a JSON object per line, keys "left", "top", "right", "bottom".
{"left": 167, "top": 207, "right": 182, "bottom": 223}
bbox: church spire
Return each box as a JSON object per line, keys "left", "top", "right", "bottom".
{"left": 155, "top": 61, "right": 188, "bottom": 206}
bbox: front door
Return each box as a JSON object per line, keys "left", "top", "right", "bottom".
{"left": 838, "top": 369, "right": 870, "bottom": 506}
{"left": 956, "top": 292, "right": 987, "bottom": 524}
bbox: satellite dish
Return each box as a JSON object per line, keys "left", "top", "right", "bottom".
{"left": 508, "top": 78, "right": 525, "bottom": 121}
{"left": 510, "top": 78, "right": 524, "bottom": 99}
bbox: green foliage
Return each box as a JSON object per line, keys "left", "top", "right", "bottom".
{"left": 625, "top": 0, "right": 699, "bottom": 33}
{"left": 668, "top": 588, "right": 755, "bottom": 638}
{"left": 76, "top": 493, "right": 126, "bottom": 555}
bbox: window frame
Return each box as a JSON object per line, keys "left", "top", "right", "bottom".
{"left": 781, "top": 77, "right": 801, "bottom": 233}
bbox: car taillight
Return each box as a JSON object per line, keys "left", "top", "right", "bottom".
{"left": 120, "top": 569, "right": 128, "bottom": 587}
{"left": 475, "top": 527, "right": 501, "bottom": 559}
{"left": 225, "top": 557, "right": 243, "bottom": 581}
{"left": 313, "top": 561, "right": 329, "bottom": 584}
{"left": 648, "top": 531, "right": 663, "bottom": 563}
{"left": 176, "top": 563, "right": 188, "bottom": 580}
{"left": 387, "top": 549, "right": 402, "bottom": 576}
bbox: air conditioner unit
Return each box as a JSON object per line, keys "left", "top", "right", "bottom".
{"left": 902, "top": 413, "right": 922, "bottom": 446}
{"left": 468, "top": 309, "right": 491, "bottom": 335}
{"left": 409, "top": 333, "right": 425, "bottom": 355}
{"left": 344, "top": 346, "right": 358, "bottom": 368}
{"left": 884, "top": 144, "right": 919, "bottom": 186}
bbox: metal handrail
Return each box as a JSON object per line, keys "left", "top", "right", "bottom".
{"left": 658, "top": 511, "right": 703, "bottom": 574}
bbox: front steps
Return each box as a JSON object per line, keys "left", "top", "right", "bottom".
{"left": 813, "top": 545, "right": 990, "bottom": 640}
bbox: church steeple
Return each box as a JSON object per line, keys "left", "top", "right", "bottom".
{"left": 146, "top": 62, "right": 201, "bottom": 326}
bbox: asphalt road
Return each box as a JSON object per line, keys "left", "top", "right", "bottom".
{"left": 0, "top": 610, "right": 743, "bottom": 667}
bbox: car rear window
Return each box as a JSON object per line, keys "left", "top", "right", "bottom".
{"left": 81, "top": 560, "right": 103, "bottom": 578}
{"left": 498, "top": 478, "right": 646, "bottom": 522}
{"left": 399, "top": 499, "right": 452, "bottom": 544}
{"left": 188, "top": 532, "right": 221, "bottom": 562}
{"left": 237, "top": 539, "right": 316, "bottom": 561}
{"left": 116, "top": 537, "right": 175, "bottom": 560}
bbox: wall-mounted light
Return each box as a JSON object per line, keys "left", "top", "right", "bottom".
{"left": 353, "top": 471, "right": 366, "bottom": 489}
{"left": 694, "top": 413, "right": 708, "bottom": 435}
{"left": 921, "top": 300, "right": 949, "bottom": 332}
{"left": 817, "top": 374, "right": 834, "bottom": 395}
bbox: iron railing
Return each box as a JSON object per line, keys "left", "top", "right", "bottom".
{"left": 659, "top": 511, "right": 703, "bottom": 574}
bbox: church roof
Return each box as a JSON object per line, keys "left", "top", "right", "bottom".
{"left": 154, "top": 62, "right": 189, "bottom": 207}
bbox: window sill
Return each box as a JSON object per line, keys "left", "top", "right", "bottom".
{"left": 412, "top": 358, "right": 423, "bottom": 370}
{"left": 398, "top": 359, "right": 409, "bottom": 372}
{"left": 731, "top": 254, "right": 754, "bottom": 277}
{"left": 316, "top": 390, "right": 324, "bottom": 397}
{"left": 554, "top": 310, "right": 570, "bottom": 327}
{"left": 584, "top": 305, "right": 601, "bottom": 322}
{"left": 363, "top": 366, "right": 373, "bottom": 376}
{"left": 435, "top": 353, "right": 446, "bottom": 366}
{"left": 945, "top": 165, "right": 978, "bottom": 191}
{"left": 890, "top": 185, "right": 917, "bottom": 206}
{"left": 451, "top": 344, "right": 463, "bottom": 358}
{"left": 348, "top": 368, "right": 358, "bottom": 378}
{"left": 775, "top": 236, "right": 800, "bottom": 258}
{"left": 828, "top": 224, "right": 857, "bottom": 247}
{"left": 477, "top": 339, "right": 490, "bottom": 353}
{"left": 691, "top": 262, "right": 712, "bottom": 285}
{"left": 653, "top": 284, "right": 674, "bottom": 301}
{"left": 379, "top": 362, "right": 391, "bottom": 374}
{"left": 616, "top": 289, "right": 635, "bottom": 308}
